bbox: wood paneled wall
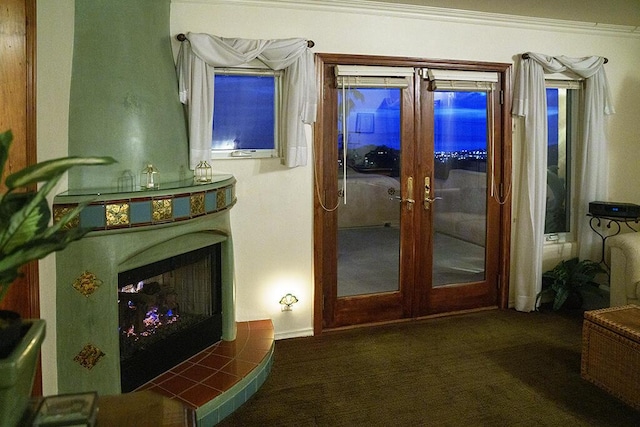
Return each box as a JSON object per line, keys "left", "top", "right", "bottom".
{"left": 0, "top": 0, "right": 41, "bottom": 395}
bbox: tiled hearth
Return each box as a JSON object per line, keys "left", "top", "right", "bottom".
{"left": 137, "top": 320, "right": 275, "bottom": 425}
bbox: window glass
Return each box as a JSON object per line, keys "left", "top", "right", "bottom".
{"left": 337, "top": 88, "right": 401, "bottom": 176}
{"left": 432, "top": 91, "right": 488, "bottom": 284}
{"left": 545, "top": 87, "right": 572, "bottom": 235}
{"left": 212, "top": 74, "right": 277, "bottom": 157}
{"left": 434, "top": 91, "right": 488, "bottom": 178}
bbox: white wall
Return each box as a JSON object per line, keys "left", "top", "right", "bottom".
{"left": 36, "top": 0, "right": 75, "bottom": 396}
{"left": 36, "top": 0, "right": 640, "bottom": 394}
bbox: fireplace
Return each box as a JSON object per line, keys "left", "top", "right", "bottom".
{"left": 118, "top": 244, "right": 222, "bottom": 392}
{"left": 54, "top": 176, "right": 236, "bottom": 395}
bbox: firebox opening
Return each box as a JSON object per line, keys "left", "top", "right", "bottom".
{"left": 118, "top": 244, "right": 222, "bottom": 392}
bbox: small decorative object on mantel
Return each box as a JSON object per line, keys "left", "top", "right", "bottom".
{"left": 140, "top": 163, "right": 160, "bottom": 190}
{"left": 117, "top": 169, "right": 135, "bottom": 192}
{"left": 194, "top": 160, "right": 213, "bottom": 183}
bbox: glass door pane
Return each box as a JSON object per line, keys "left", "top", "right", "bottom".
{"left": 337, "top": 87, "right": 402, "bottom": 296}
{"left": 431, "top": 91, "right": 487, "bottom": 287}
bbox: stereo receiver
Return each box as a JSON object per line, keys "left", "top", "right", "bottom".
{"left": 589, "top": 201, "right": 640, "bottom": 218}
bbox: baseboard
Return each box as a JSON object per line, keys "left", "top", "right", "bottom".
{"left": 275, "top": 327, "right": 314, "bottom": 340}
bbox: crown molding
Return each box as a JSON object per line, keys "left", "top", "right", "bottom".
{"left": 172, "top": 0, "right": 640, "bottom": 38}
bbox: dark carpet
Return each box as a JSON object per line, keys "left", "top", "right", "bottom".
{"left": 218, "top": 309, "right": 640, "bottom": 426}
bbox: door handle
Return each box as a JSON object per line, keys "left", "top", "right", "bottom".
{"left": 423, "top": 177, "right": 441, "bottom": 210}
{"left": 389, "top": 178, "right": 414, "bottom": 211}
{"left": 405, "top": 177, "right": 415, "bottom": 211}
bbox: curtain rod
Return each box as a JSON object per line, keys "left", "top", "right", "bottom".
{"left": 176, "top": 33, "right": 315, "bottom": 48}
{"left": 521, "top": 53, "right": 608, "bottom": 64}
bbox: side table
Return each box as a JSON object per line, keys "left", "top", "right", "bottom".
{"left": 587, "top": 213, "right": 639, "bottom": 268}
{"left": 21, "top": 391, "right": 196, "bottom": 427}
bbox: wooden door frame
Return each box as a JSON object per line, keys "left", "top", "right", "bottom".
{"left": 0, "top": 0, "right": 40, "bottom": 394}
{"left": 313, "top": 54, "right": 512, "bottom": 335}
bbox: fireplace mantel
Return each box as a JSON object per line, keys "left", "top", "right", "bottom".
{"left": 54, "top": 175, "right": 237, "bottom": 395}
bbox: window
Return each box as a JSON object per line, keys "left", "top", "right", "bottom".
{"left": 211, "top": 69, "right": 282, "bottom": 159}
{"left": 545, "top": 81, "right": 580, "bottom": 238}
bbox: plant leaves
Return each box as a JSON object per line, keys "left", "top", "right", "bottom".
{"left": 5, "top": 155, "right": 116, "bottom": 190}
{"left": 0, "top": 194, "right": 49, "bottom": 255}
{"left": 0, "top": 130, "right": 12, "bottom": 184}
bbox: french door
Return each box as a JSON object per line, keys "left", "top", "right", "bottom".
{"left": 314, "top": 55, "right": 512, "bottom": 331}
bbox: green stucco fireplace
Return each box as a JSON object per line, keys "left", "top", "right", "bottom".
{"left": 54, "top": 176, "right": 237, "bottom": 395}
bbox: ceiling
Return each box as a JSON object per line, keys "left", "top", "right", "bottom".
{"left": 366, "top": 0, "right": 640, "bottom": 27}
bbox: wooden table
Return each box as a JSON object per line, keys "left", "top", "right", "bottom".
{"left": 23, "top": 391, "right": 196, "bottom": 427}
{"left": 97, "top": 391, "right": 196, "bottom": 427}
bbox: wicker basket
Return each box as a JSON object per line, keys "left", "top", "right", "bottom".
{"left": 581, "top": 305, "right": 640, "bottom": 410}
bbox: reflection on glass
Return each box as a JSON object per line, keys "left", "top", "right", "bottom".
{"left": 432, "top": 91, "right": 487, "bottom": 287}
{"left": 337, "top": 88, "right": 402, "bottom": 297}
{"left": 545, "top": 88, "right": 570, "bottom": 234}
{"left": 212, "top": 74, "right": 275, "bottom": 150}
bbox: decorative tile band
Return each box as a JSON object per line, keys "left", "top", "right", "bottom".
{"left": 53, "top": 181, "right": 236, "bottom": 232}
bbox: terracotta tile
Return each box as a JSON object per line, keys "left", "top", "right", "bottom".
{"left": 171, "top": 360, "right": 194, "bottom": 374}
{"left": 180, "top": 364, "right": 217, "bottom": 382}
{"left": 221, "top": 359, "right": 257, "bottom": 378}
{"left": 234, "top": 328, "right": 249, "bottom": 346}
{"left": 134, "top": 382, "right": 154, "bottom": 392}
{"left": 136, "top": 320, "right": 275, "bottom": 410}
{"left": 173, "top": 395, "right": 197, "bottom": 410}
{"left": 236, "top": 348, "right": 269, "bottom": 364}
{"left": 203, "top": 371, "right": 241, "bottom": 392}
{"left": 157, "top": 375, "right": 197, "bottom": 394}
{"left": 153, "top": 370, "right": 178, "bottom": 384}
{"left": 245, "top": 337, "right": 275, "bottom": 352}
{"left": 249, "top": 319, "right": 273, "bottom": 330}
{"left": 199, "top": 353, "right": 233, "bottom": 370}
{"left": 187, "top": 351, "right": 209, "bottom": 364}
{"left": 146, "top": 384, "right": 175, "bottom": 398}
{"left": 212, "top": 340, "right": 240, "bottom": 357}
{"left": 249, "top": 327, "right": 275, "bottom": 340}
{"left": 179, "top": 383, "right": 222, "bottom": 408}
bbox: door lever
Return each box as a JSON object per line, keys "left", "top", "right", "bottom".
{"left": 405, "top": 177, "right": 415, "bottom": 211}
{"left": 423, "top": 177, "right": 441, "bottom": 210}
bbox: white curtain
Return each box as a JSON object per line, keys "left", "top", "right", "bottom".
{"left": 176, "top": 33, "right": 317, "bottom": 168}
{"left": 511, "top": 52, "right": 614, "bottom": 312}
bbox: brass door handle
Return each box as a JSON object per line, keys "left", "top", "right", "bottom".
{"left": 424, "top": 196, "right": 442, "bottom": 210}
{"left": 423, "top": 177, "right": 442, "bottom": 210}
{"left": 406, "top": 177, "right": 414, "bottom": 211}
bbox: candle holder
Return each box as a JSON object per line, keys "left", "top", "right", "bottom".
{"left": 140, "top": 164, "right": 160, "bottom": 190}
{"left": 194, "top": 161, "right": 213, "bottom": 184}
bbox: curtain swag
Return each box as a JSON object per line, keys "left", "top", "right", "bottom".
{"left": 511, "top": 52, "right": 615, "bottom": 312}
{"left": 176, "top": 33, "right": 318, "bottom": 168}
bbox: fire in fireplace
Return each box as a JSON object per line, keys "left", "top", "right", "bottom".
{"left": 118, "top": 244, "right": 222, "bottom": 392}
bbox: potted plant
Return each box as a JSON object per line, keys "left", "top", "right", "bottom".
{"left": 0, "top": 129, "right": 115, "bottom": 427}
{"left": 535, "top": 257, "right": 605, "bottom": 311}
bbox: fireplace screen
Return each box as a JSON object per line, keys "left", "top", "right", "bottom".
{"left": 118, "top": 244, "right": 222, "bottom": 392}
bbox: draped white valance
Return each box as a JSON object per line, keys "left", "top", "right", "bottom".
{"left": 511, "top": 52, "right": 615, "bottom": 312}
{"left": 176, "top": 33, "right": 317, "bottom": 168}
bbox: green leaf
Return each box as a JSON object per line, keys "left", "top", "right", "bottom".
{"left": 0, "top": 130, "right": 12, "bottom": 182}
{"left": 6, "top": 155, "right": 116, "bottom": 190}
{"left": 0, "top": 129, "right": 116, "bottom": 295}
{"left": 0, "top": 195, "right": 49, "bottom": 255}
{"left": 0, "top": 227, "right": 90, "bottom": 286}
{"left": 553, "top": 287, "right": 570, "bottom": 310}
